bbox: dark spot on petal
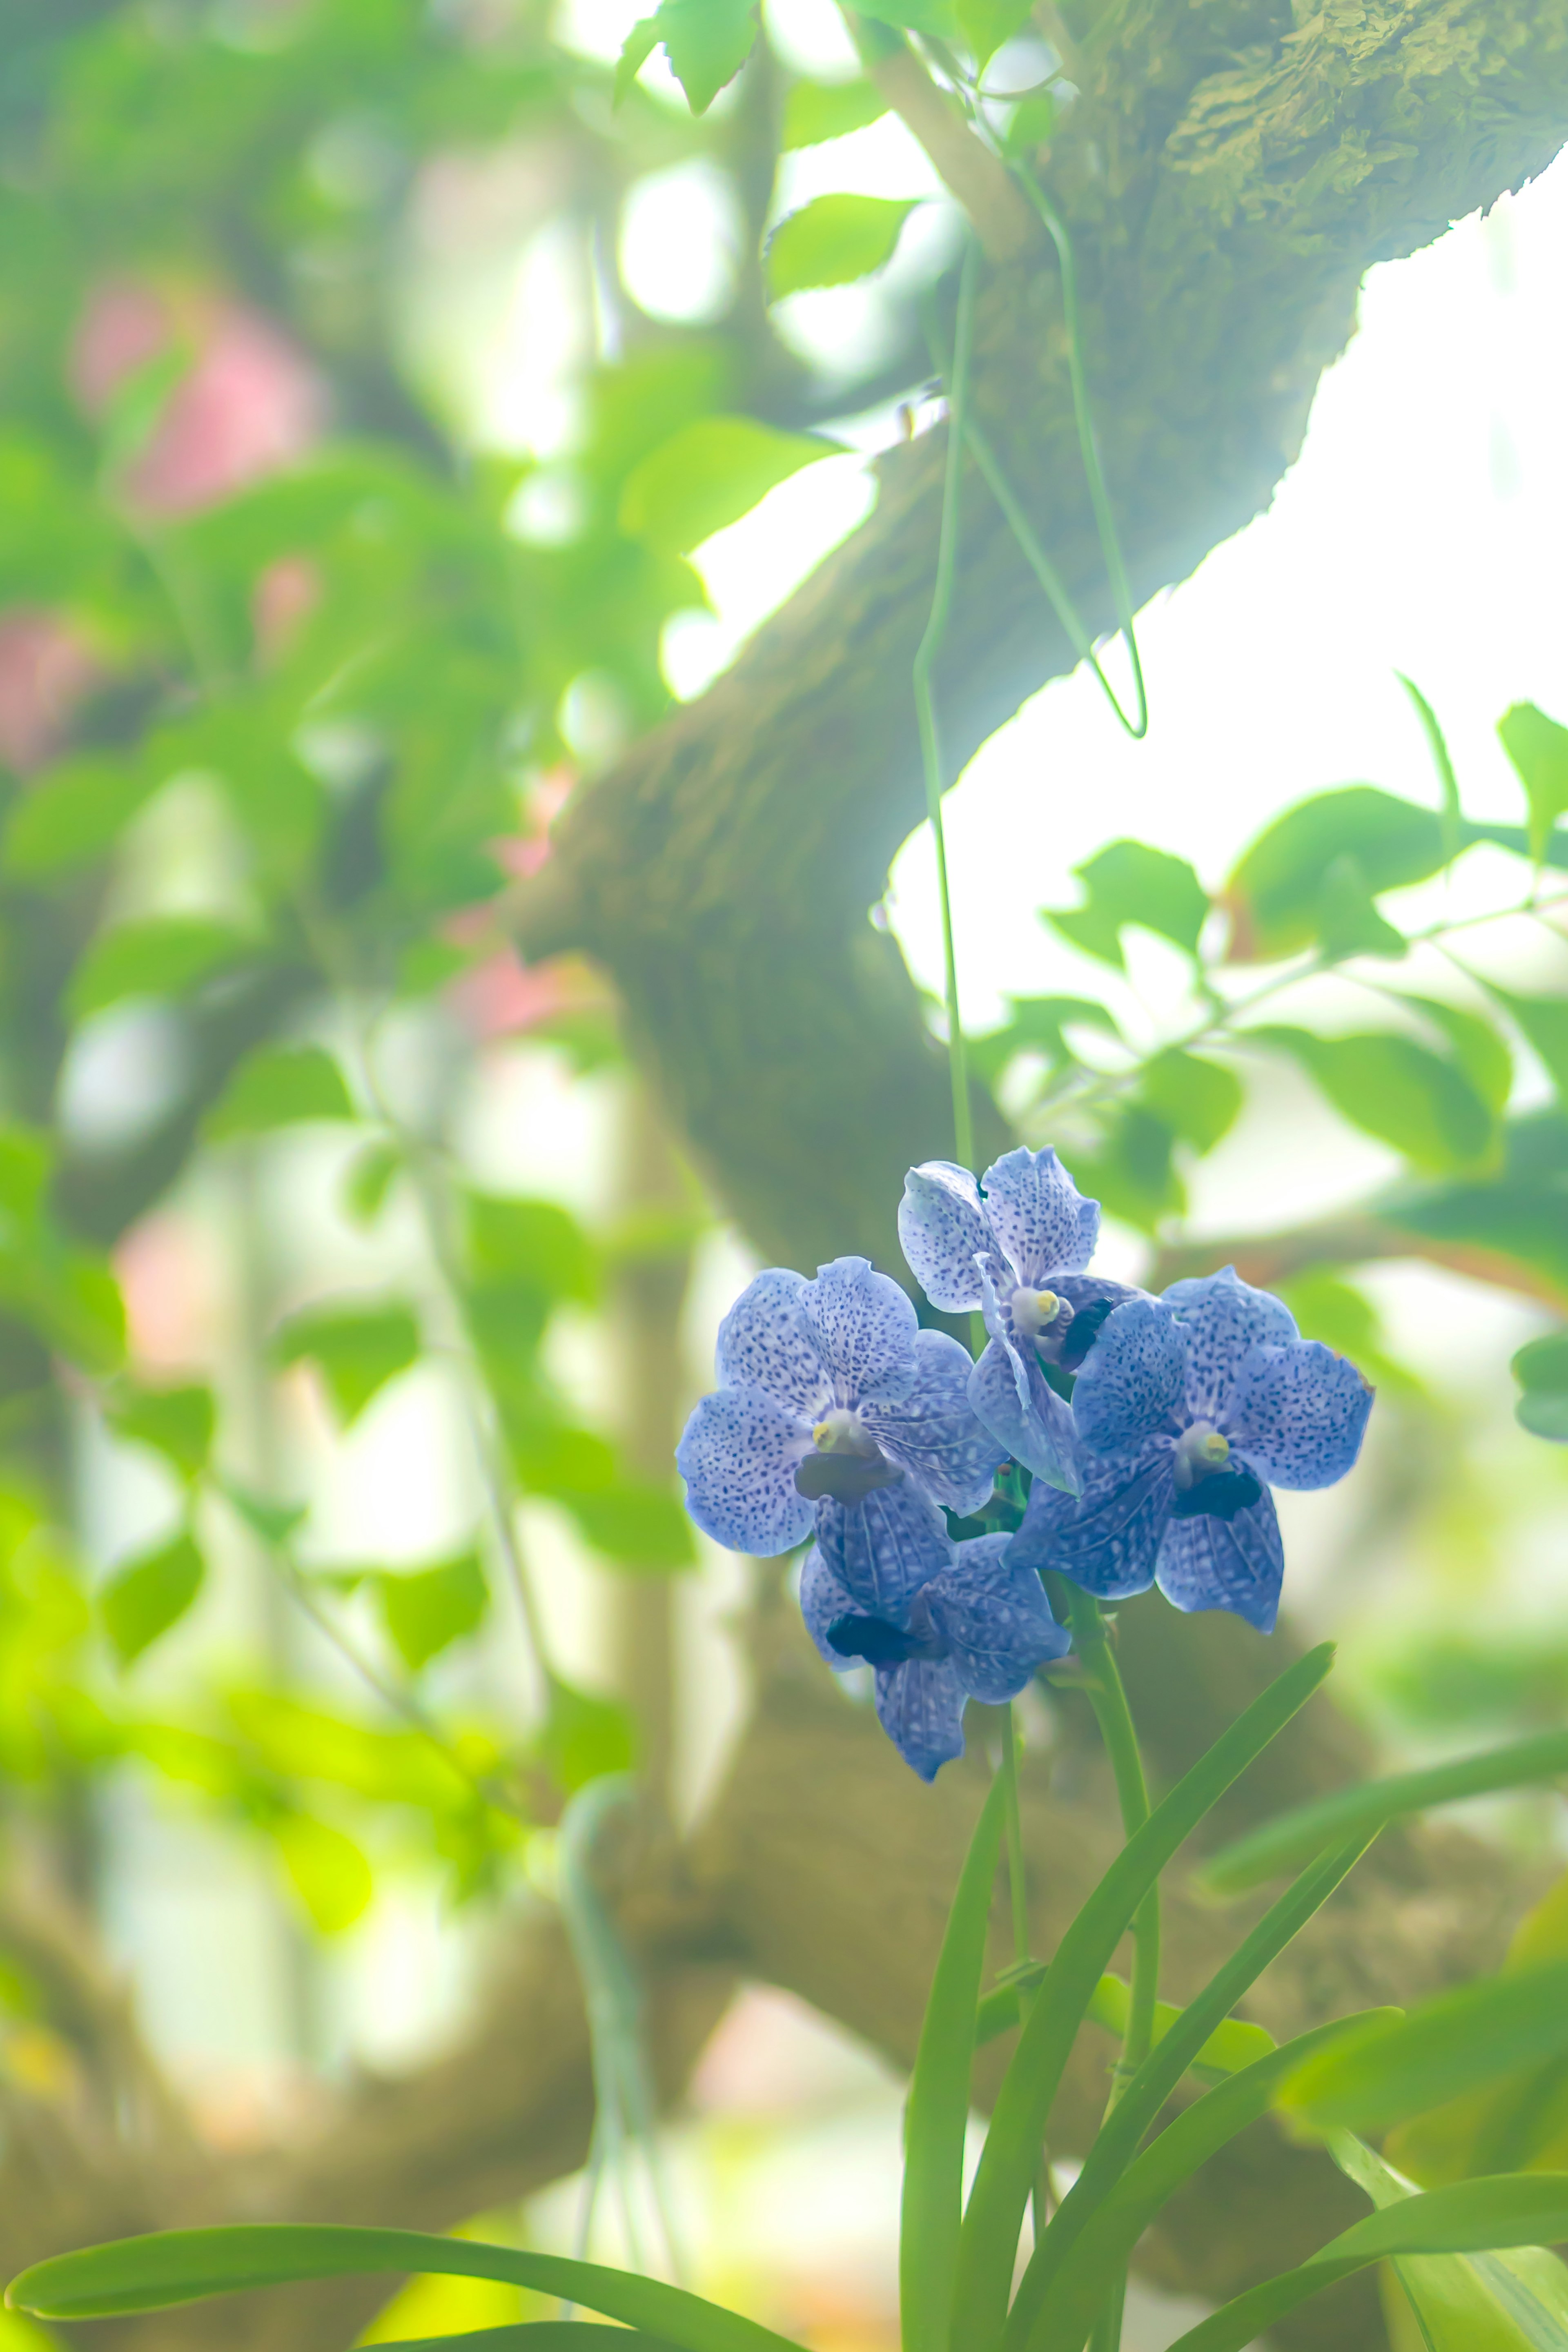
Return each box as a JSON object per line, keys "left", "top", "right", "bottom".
{"left": 1059, "top": 1297, "right": 1116, "bottom": 1372}
{"left": 794, "top": 1450, "right": 904, "bottom": 1503}
{"left": 1170, "top": 1467, "right": 1263, "bottom": 1521}
{"left": 826, "top": 1613, "right": 920, "bottom": 1666}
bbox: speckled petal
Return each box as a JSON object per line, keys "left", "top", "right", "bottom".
{"left": 814, "top": 1479, "right": 953, "bottom": 1618}
{"left": 926, "top": 1532, "right": 1071, "bottom": 1702}
{"left": 800, "top": 1255, "right": 919, "bottom": 1405}
{"left": 1156, "top": 1486, "right": 1284, "bottom": 1631}
{"left": 1226, "top": 1341, "right": 1373, "bottom": 1490}
{"left": 676, "top": 1385, "right": 813, "bottom": 1555}
{"left": 864, "top": 1328, "right": 1004, "bottom": 1515}
{"left": 898, "top": 1161, "right": 999, "bottom": 1312}
{"left": 1006, "top": 1438, "right": 1175, "bottom": 1601}
{"left": 715, "top": 1266, "right": 832, "bottom": 1419}
{"left": 980, "top": 1146, "right": 1100, "bottom": 1283}
{"left": 1071, "top": 1296, "right": 1187, "bottom": 1458}
{"left": 799, "top": 1544, "right": 869, "bottom": 1669}
{"left": 1162, "top": 1267, "right": 1298, "bottom": 1424}
{"left": 967, "top": 1333, "right": 1081, "bottom": 1493}
{"left": 875, "top": 1656, "right": 968, "bottom": 1780}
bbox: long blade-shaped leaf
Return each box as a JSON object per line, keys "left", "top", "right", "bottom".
{"left": 1278, "top": 1960, "right": 1568, "bottom": 2136}
{"left": 1010, "top": 1832, "right": 1377, "bottom": 2351}
{"left": 951, "top": 1641, "right": 1335, "bottom": 2351}
{"left": 383, "top": 2332, "right": 683, "bottom": 2350}
{"left": 6, "top": 2226, "right": 806, "bottom": 2352}
{"left": 1162, "top": 2175, "right": 1568, "bottom": 2352}
{"left": 902, "top": 1769, "right": 1008, "bottom": 2352}
{"left": 1024, "top": 2013, "right": 1398, "bottom": 2352}
{"left": 1202, "top": 1731, "right": 1568, "bottom": 1897}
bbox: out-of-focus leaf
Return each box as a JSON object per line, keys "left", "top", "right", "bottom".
{"left": 3, "top": 757, "right": 155, "bottom": 880}
{"left": 957, "top": 0, "right": 1035, "bottom": 68}
{"left": 615, "top": 0, "right": 755, "bottom": 113}
{"left": 967, "top": 995, "right": 1121, "bottom": 1086}
{"left": 1278, "top": 1273, "right": 1419, "bottom": 1395}
{"left": 1512, "top": 1329, "right": 1568, "bottom": 1443}
{"left": 100, "top": 1533, "right": 204, "bottom": 1666}
{"left": 204, "top": 1045, "right": 355, "bottom": 1141}
{"left": 1224, "top": 788, "right": 1451, "bottom": 962}
{"left": 217, "top": 1478, "right": 308, "bottom": 1549}
{"left": 376, "top": 1553, "right": 488, "bottom": 1672}
{"left": 466, "top": 1195, "right": 597, "bottom": 1303}
{"left": 1256, "top": 1025, "right": 1497, "bottom": 1173}
{"left": 1380, "top": 1111, "right": 1568, "bottom": 1301}
{"left": 68, "top": 917, "right": 255, "bottom": 1018}
{"left": 766, "top": 194, "right": 918, "bottom": 298}
{"left": 619, "top": 417, "right": 842, "bottom": 554}
{"left": 273, "top": 1300, "right": 421, "bottom": 1426}
{"left": 342, "top": 1138, "right": 402, "bottom": 1227}
{"left": 782, "top": 78, "right": 886, "bottom": 148}
{"left": 106, "top": 1383, "right": 216, "bottom": 1481}
{"left": 561, "top": 1482, "right": 697, "bottom": 1570}
{"left": 270, "top": 1811, "right": 374, "bottom": 1935}
{"left": 1399, "top": 673, "right": 1463, "bottom": 851}
{"left": 853, "top": 0, "right": 960, "bottom": 36}
{"left": 227, "top": 1690, "right": 479, "bottom": 1809}
{"left": 1071, "top": 1104, "right": 1180, "bottom": 1234}
{"left": 540, "top": 1677, "right": 636, "bottom": 1795}
{"left": 1314, "top": 851, "right": 1408, "bottom": 960}
{"left": 1278, "top": 1961, "right": 1568, "bottom": 2136}
{"left": 1405, "top": 998, "right": 1513, "bottom": 1115}
{"left": 1045, "top": 840, "right": 1209, "bottom": 969}
{"left": 1139, "top": 1048, "right": 1243, "bottom": 1152}
{"left": 1003, "top": 91, "right": 1057, "bottom": 154}
{"left": 1488, "top": 986, "right": 1568, "bottom": 1098}
{"left": 1499, "top": 702, "right": 1568, "bottom": 862}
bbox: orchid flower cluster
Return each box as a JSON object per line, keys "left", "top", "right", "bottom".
{"left": 677, "top": 1148, "right": 1374, "bottom": 1781}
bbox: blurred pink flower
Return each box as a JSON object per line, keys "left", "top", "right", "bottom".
{"left": 0, "top": 609, "right": 100, "bottom": 773}
{"left": 492, "top": 762, "right": 575, "bottom": 881}
{"left": 72, "top": 279, "right": 325, "bottom": 517}
{"left": 252, "top": 554, "right": 321, "bottom": 664}
{"left": 448, "top": 949, "right": 605, "bottom": 1042}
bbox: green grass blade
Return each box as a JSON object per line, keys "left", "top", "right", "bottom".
{"left": 382, "top": 2332, "right": 683, "bottom": 2350}
{"left": 5, "top": 2226, "right": 806, "bottom": 2352}
{"left": 1162, "top": 2175, "right": 1568, "bottom": 2352}
{"left": 903, "top": 1769, "right": 1009, "bottom": 2352}
{"left": 951, "top": 1641, "right": 1335, "bottom": 2352}
{"left": 1023, "top": 2012, "right": 1398, "bottom": 2352}
{"left": 1277, "top": 1958, "right": 1568, "bottom": 2136}
{"left": 1201, "top": 1731, "right": 1568, "bottom": 1897}
{"left": 1010, "top": 1833, "right": 1378, "bottom": 2351}
{"left": 978, "top": 1969, "right": 1276, "bottom": 2073}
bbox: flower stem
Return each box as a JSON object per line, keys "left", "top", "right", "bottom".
{"left": 913, "top": 236, "right": 980, "bottom": 1172}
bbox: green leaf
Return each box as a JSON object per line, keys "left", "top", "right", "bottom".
{"left": 1378, "top": 1109, "right": 1568, "bottom": 1299}
{"left": 1200, "top": 1729, "right": 1568, "bottom": 1898}
{"left": 1314, "top": 851, "right": 1409, "bottom": 960}
{"left": 1163, "top": 2176, "right": 1568, "bottom": 2352}
{"left": 901, "top": 1771, "right": 1007, "bottom": 2352}
{"left": 951, "top": 1644, "right": 1336, "bottom": 2345}
{"left": 376, "top": 1553, "right": 488, "bottom": 1672}
{"left": 217, "top": 1478, "right": 308, "bottom": 1549}
{"left": 1224, "top": 787, "right": 1451, "bottom": 962}
{"left": 1256, "top": 1026, "right": 1497, "bottom": 1172}
{"left": 1488, "top": 986, "right": 1568, "bottom": 1099}
{"left": 7, "top": 2226, "right": 808, "bottom": 2352}
{"left": 766, "top": 194, "right": 918, "bottom": 298}
{"left": 619, "top": 417, "right": 842, "bottom": 554}
{"left": 1399, "top": 674, "right": 1463, "bottom": 855}
{"left": 967, "top": 995, "right": 1121, "bottom": 1087}
{"left": 1405, "top": 998, "right": 1513, "bottom": 1116}
{"left": 105, "top": 1384, "right": 216, "bottom": 1483}
{"left": 1138, "top": 1048, "right": 1243, "bottom": 1152}
{"left": 1499, "top": 703, "right": 1568, "bottom": 862}
{"left": 852, "top": 0, "right": 960, "bottom": 36}
{"left": 68, "top": 917, "right": 254, "bottom": 1019}
{"left": 781, "top": 78, "right": 887, "bottom": 148}
{"left": 615, "top": 0, "right": 756, "bottom": 113}
{"left": 1278, "top": 1960, "right": 1568, "bottom": 2136}
{"left": 204, "top": 1045, "right": 355, "bottom": 1141}
{"left": 273, "top": 1301, "right": 422, "bottom": 1427}
{"left": 341, "top": 1139, "right": 403, "bottom": 1228}
{"left": 270, "top": 1812, "right": 374, "bottom": 1935}
{"left": 1513, "top": 1331, "right": 1568, "bottom": 1445}
{"left": 1002, "top": 91, "right": 1057, "bottom": 156}
{"left": 1045, "top": 840, "right": 1209, "bottom": 969}
{"left": 1334, "top": 2133, "right": 1568, "bottom": 2352}
{"left": 560, "top": 1482, "right": 697, "bottom": 1569}
{"left": 3, "top": 757, "right": 155, "bottom": 880}
{"left": 957, "top": 0, "right": 1034, "bottom": 67}
{"left": 466, "top": 1195, "right": 597, "bottom": 1303}
{"left": 100, "top": 1534, "right": 204, "bottom": 1666}
{"left": 372, "top": 2334, "right": 684, "bottom": 2351}
{"left": 1067, "top": 1104, "right": 1180, "bottom": 1235}
{"left": 539, "top": 1679, "right": 637, "bottom": 1795}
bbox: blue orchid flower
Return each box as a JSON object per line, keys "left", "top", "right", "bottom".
{"left": 898, "top": 1146, "right": 1140, "bottom": 1495}
{"left": 801, "top": 1489, "right": 1070, "bottom": 1779}
{"left": 676, "top": 1255, "right": 1003, "bottom": 1556}
{"left": 1006, "top": 1267, "right": 1374, "bottom": 1632}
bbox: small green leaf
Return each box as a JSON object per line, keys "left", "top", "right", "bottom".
{"left": 619, "top": 416, "right": 842, "bottom": 554}
{"left": 616, "top": 0, "right": 756, "bottom": 113}
{"left": 613, "top": 14, "right": 661, "bottom": 102}
{"left": 204, "top": 1045, "right": 355, "bottom": 1141}
{"left": 273, "top": 1301, "right": 422, "bottom": 1426}
{"left": 967, "top": 994, "right": 1121, "bottom": 1086}
{"left": 270, "top": 1812, "right": 374, "bottom": 1935}
{"left": 1399, "top": 673, "right": 1463, "bottom": 853}
{"left": 1256, "top": 1026, "right": 1497, "bottom": 1173}
{"left": 1224, "top": 787, "right": 1450, "bottom": 962}
{"left": 341, "top": 1138, "right": 402, "bottom": 1227}
{"left": 540, "top": 1679, "right": 637, "bottom": 1794}
{"left": 466, "top": 1195, "right": 597, "bottom": 1301}
{"left": 376, "top": 1553, "right": 488, "bottom": 1672}
{"left": 3, "top": 757, "right": 154, "bottom": 880}
{"left": 1002, "top": 91, "right": 1057, "bottom": 155}
{"left": 68, "top": 918, "right": 254, "bottom": 1019}
{"left": 1314, "top": 851, "right": 1409, "bottom": 960}
{"left": 217, "top": 1478, "right": 308, "bottom": 1549}
{"left": 1489, "top": 986, "right": 1568, "bottom": 1098}
{"left": 957, "top": 0, "right": 1034, "bottom": 70}
{"left": 561, "top": 1482, "right": 697, "bottom": 1569}
{"left": 1279, "top": 1960, "right": 1568, "bottom": 2136}
{"left": 106, "top": 1384, "right": 216, "bottom": 1482}
{"left": 100, "top": 1534, "right": 204, "bottom": 1666}
{"left": 766, "top": 194, "right": 918, "bottom": 299}
{"left": 782, "top": 78, "right": 887, "bottom": 148}
{"left": 1139, "top": 1049, "right": 1243, "bottom": 1152}
{"left": 1499, "top": 702, "right": 1568, "bottom": 862}
{"left": 1407, "top": 998, "right": 1513, "bottom": 1115}
{"left": 1513, "top": 1330, "right": 1568, "bottom": 1444}
{"left": 1045, "top": 840, "right": 1209, "bottom": 969}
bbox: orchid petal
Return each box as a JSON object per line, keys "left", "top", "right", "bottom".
{"left": 1162, "top": 1266, "right": 1298, "bottom": 1423}
{"left": 676, "top": 1385, "right": 813, "bottom": 1556}
{"left": 1070, "top": 1296, "right": 1187, "bottom": 1457}
{"left": 814, "top": 1479, "right": 953, "bottom": 1619}
{"left": 1156, "top": 1487, "right": 1284, "bottom": 1631}
{"left": 980, "top": 1146, "right": 1100, "bottom": 1284}
{"left": 800, "top": 1255, "right": 918, "bottom": 1405}
{"left": 874, "top": 1657, "right": 968, "bottom": 1781}
{"left": 1225, "top": 1341, "right": 1374, "bottom": 1490}
{"left": 715, "top": 1266, "right": 831, "bottom": 1419}
{"left": 1006, "top": 1437, "right": 1175, "bottom": 1601}
{"left": 926, "top": 1532, "right": 1070, "bottom": 1701}
{"left": 799, "top": 1544, "right": 869, "bottom": 1669}
{"left": 898, "top": 1160, "right": 998, "bottom": 1311}
{"left": 864, "top": 1327, "right": 1004, "bottom": 1516}
{"left": 967, "top": 1334, "right": 1081, "bottom": 1493}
